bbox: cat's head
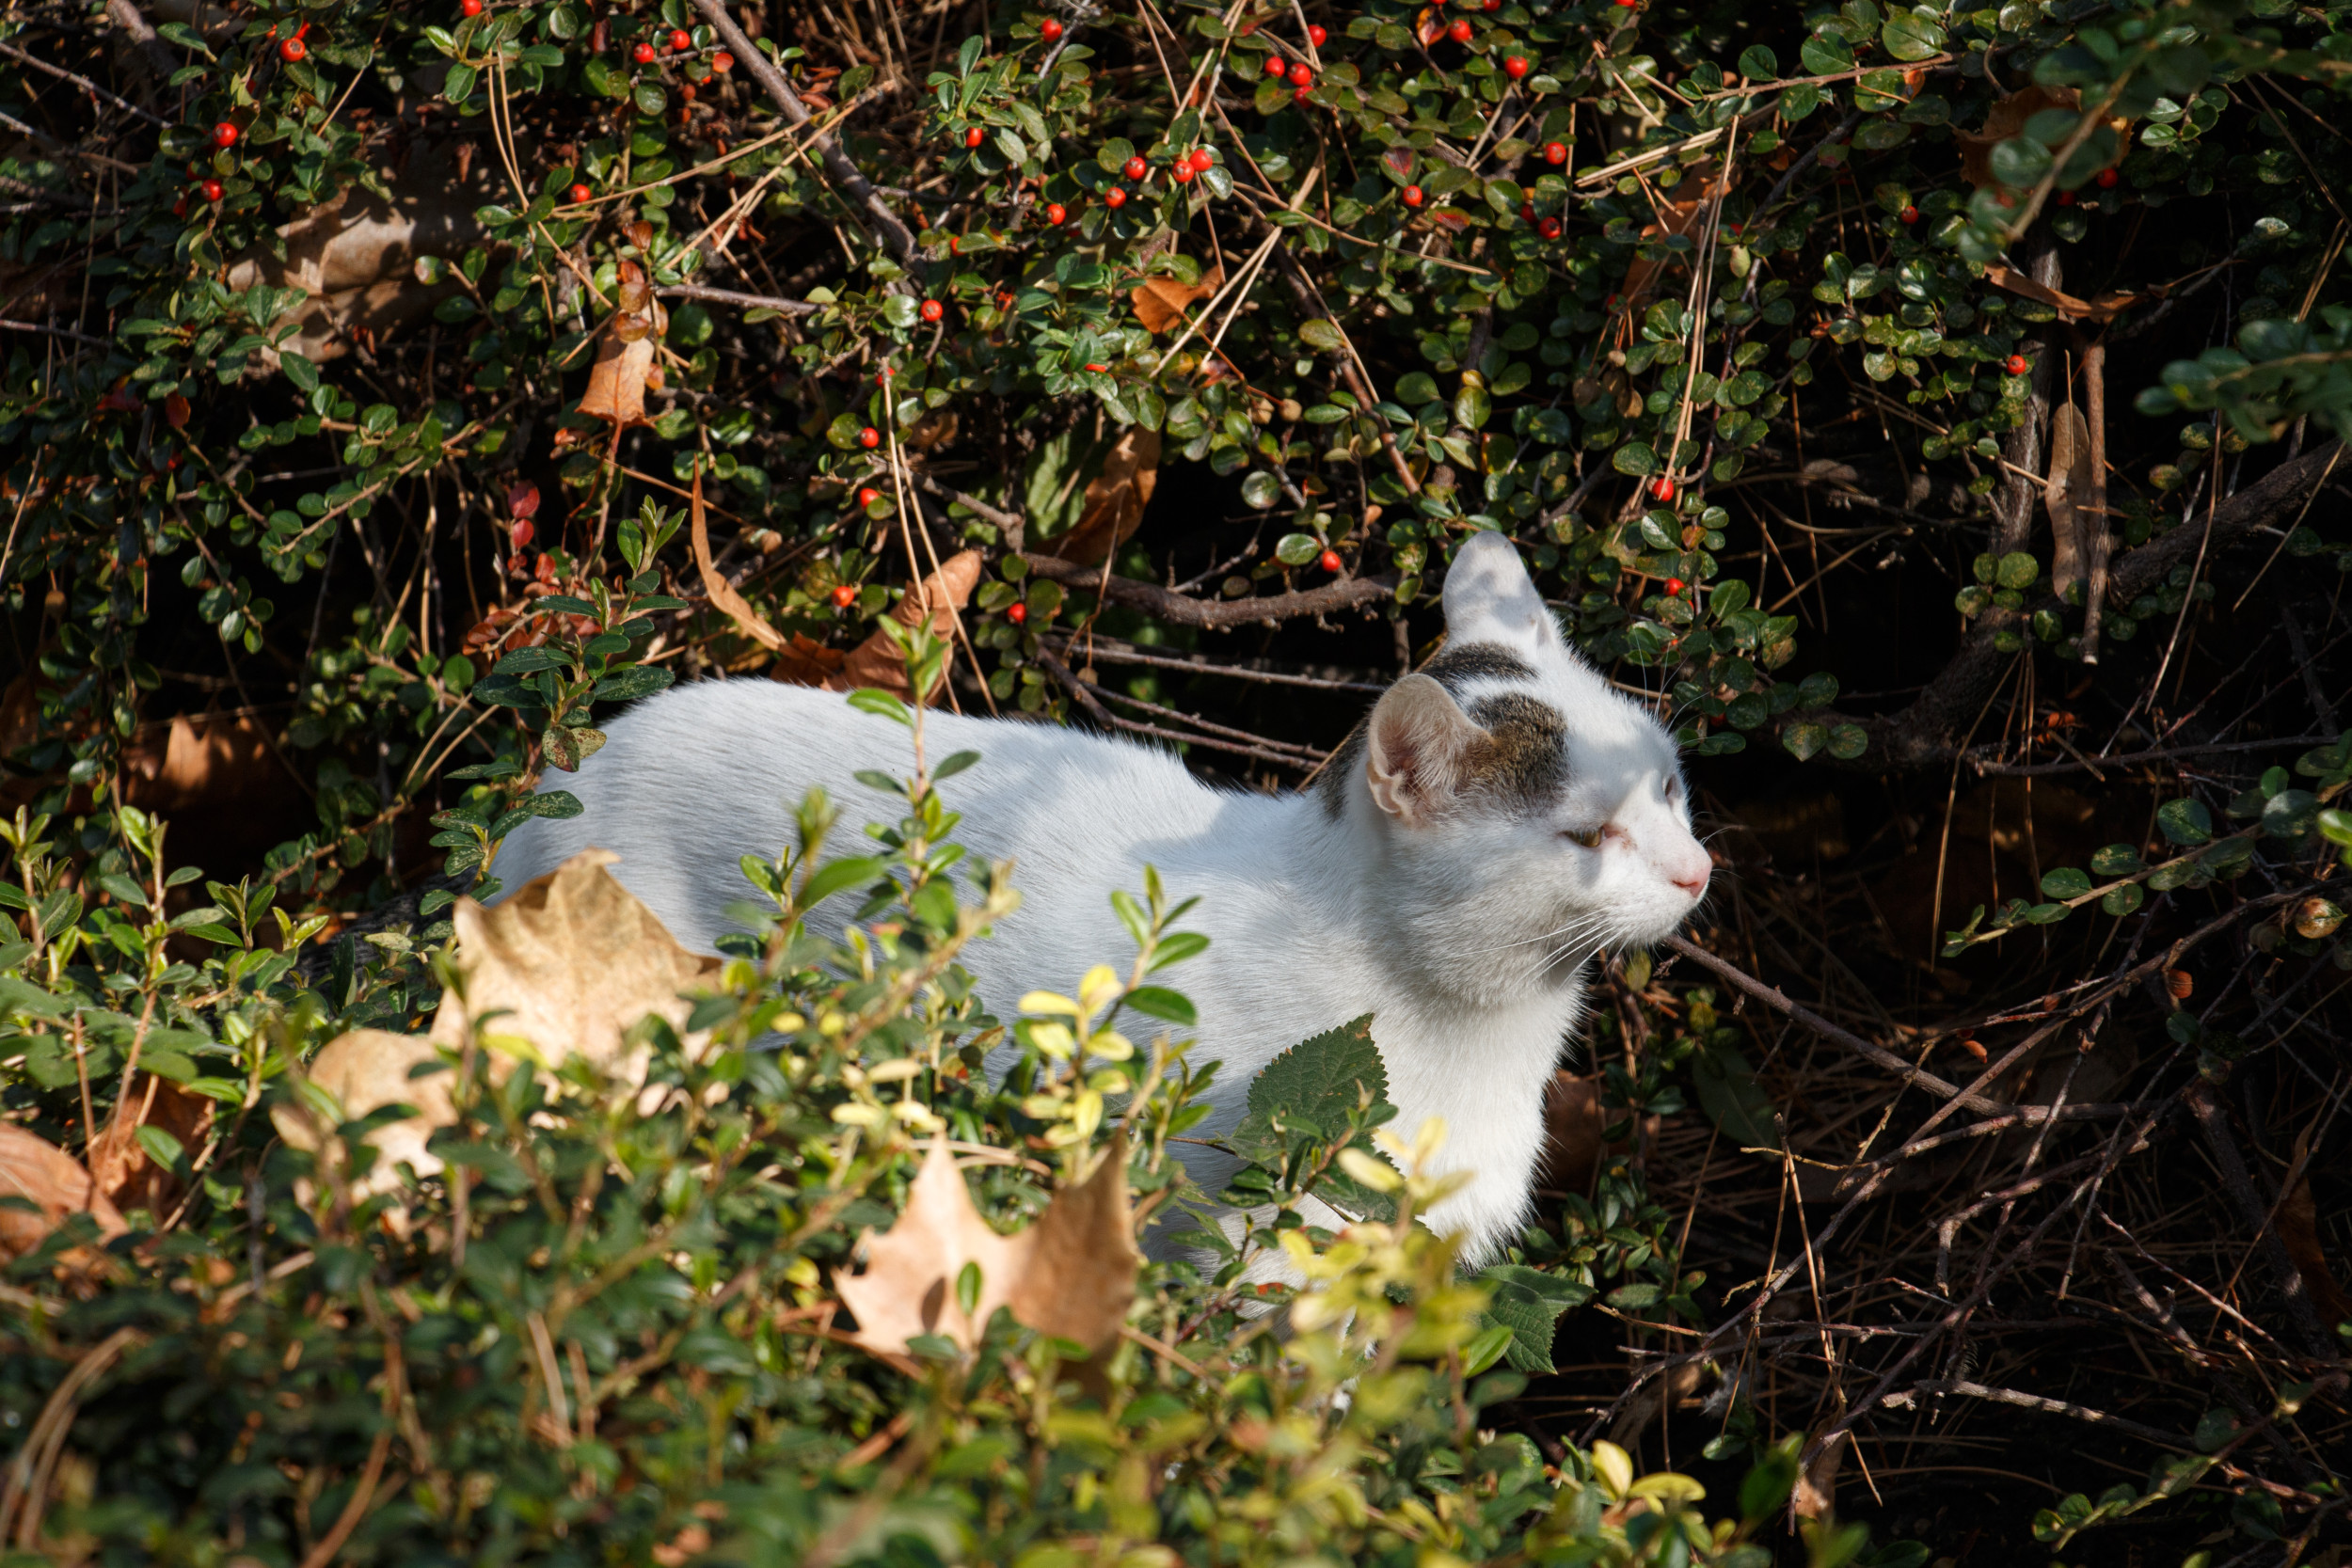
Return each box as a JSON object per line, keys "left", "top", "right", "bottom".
{"left": 1322, "top": 531, "right": 1710, "bottom": 997}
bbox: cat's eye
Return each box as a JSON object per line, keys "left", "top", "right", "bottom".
{"left": 1563, "top": 826, "right": 1604, "bottom": 847}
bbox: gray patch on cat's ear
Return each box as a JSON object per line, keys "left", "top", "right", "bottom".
{"left": 1440, "top": 532, "right": 1558, "bottom": 656}
{"left": 1366, "top": 674, "right": 1493, "bottom": 826}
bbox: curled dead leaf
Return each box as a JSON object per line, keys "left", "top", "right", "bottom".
{"left": 0, "top": 1123, "right": 127, "bottom": 1265}
{"left": 87, "top": 1076, "right": 215, "bottom": 1216}
{"left": 834, "top": 1135, "right": 1140, "bottom": 1359}
{"left": 580, "top": 261, "right": 669, "bottom": 427}
{"left": 690, "top": 469, "right": 787, "bottom": 653}
{"left": 270, "top": 850, "right": 723, "bottom": 1199}
{"left": 1792, "top": 1431, "right": 1843, "bottom": 1520}
{"left": 1131, "top": 263, "right": 1223, "bottom": 335}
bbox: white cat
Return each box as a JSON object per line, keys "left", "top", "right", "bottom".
{"left": 494, "top": 532, "right": 1711, "bottom": 1265}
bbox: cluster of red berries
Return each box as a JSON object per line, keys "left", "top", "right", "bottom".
{"left": 1265, "top": 54, "right": 1316, "bottom": 97}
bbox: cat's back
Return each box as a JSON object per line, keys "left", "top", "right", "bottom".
{"left": 493, "top": 679, "right": 1239, "bottom": 949}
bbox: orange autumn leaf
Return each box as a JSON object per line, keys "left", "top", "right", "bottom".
{"left": 1039, "top": 426, "right": 1159, "bottom": 567}
{"left": 1131, "top": 264, "right": 1223, "bottom": 335}
{"left": 0, "top": 1123, "right": 126, "bottom": 1267}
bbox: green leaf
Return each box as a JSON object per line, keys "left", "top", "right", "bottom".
{"left": 591, "top": 665, "right": 675, "bottom": 703}
{"left": 135, "top": 1124, "right": 185, "bottom": 1167}
{"left": 281, "top": 352, "right": 320, "bottom": 393}
{"left": 800, "top": 855, "right": 888, "bottom": 907}
{"left": 1880, "top": 9, "right": 1945, "bottom": 61}
{"left": 2090, "top": 843, "right": 2146, "bottom": 876}
{"left": 2156, "top": 797, "right": 2213, "bottom": 846}
{"left": 524, "top": 790, "right": 584, "bottom": 819}
{"left": 1690, "top": 1040, "right": 1780, "bottom": 1150}
{"left": 1474, "top": 1264, "right": 1592, "bottom": 1373}
{"left": 1275, "top": 532, "right": 1323, "bottom": 565}
{"left": 1240, "top": 470, "right": 1283, "bottom": 510}
{"left": 1782, "top": 721, "right": 1826, "bottom": 761}
{"left": 1121, "top": 986, "right": 1197, "bottom": 1026}
{"left": 1297, "top": 318, "right": 1343, "bottom": 353}
{"left": 2040, "top": 867, "right": 2092, "bottom": 899}
{"left": 1232, "top": 1014, "right": 1388, "bottom": 1167}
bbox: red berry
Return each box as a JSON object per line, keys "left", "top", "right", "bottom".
{"left": 212, "top": 120, "right": 238, "bottom": 147}
{"left": 1448, "top": 17, "right": 1473, "bottom": 40}
{"left": 202, "top": 179, "right": 223, "bottom": 201}
{"left": 279, "top": 35, "right": 306, "bottom": 60}
{"left": 875, "top": 367, "right": 894, "bottom": 384}
{"left": 172, "top": 196, "right": 187, "bottom": 216}
{"left": 2057, "top": 189, "right": 2076, "bottom": 206}
{"left": 1318, "top": 548, "right": 1343, "bottom": 574}
{"left": 633, "top": 40, "right": 656, "bottom": 62}
{"left": 1483, "top": 0, "right": 1501, "bottom": 9}
{"left": 2005, "top": 354, "right": 2028, "bottom": 375}
{"left": 1288, "top": 60, "right": 1312, "bottom": 86}
{"left": 1307, "top": 23, "right": 1327, "bottom": 45}
{"left": 1663, "top": 577, "right": 1684, "bottom": 596}
{"left": 1265, "top": 54, "right": 1287, "bottom": 76}
{"left": 1544, "top": 141, "right": 1567, "bottom": 164}
{"left": 669, "top": 27, "right": 691, "bottom": 50}
{"left": 832, "top": 584, "right": 858, "bottom": 608}
{"left": 1402, "top": 183, "right": 1423, "bottom": 207}
{"left": 1040, "top": 17, "right": 1062, "bottom": 40}
{"left": 1124, "top": 155, "right": 1148, "bottom": 180}
{"left": 1899, "top": 204, "right": 1918, "bottom": 223}
{"left": 1537, "top": 215, "right": 1561, "bottom": 239}
{"left": 920, "top": 298, "right": 944, "bottom": 322}
{"left": 1649, "top": 475, "right": 1675, "bottom": 501}
{"left": 1105, "top": 185, "right": 1127, "bottom": 208}
{"left": 712, "top": 50, "right": 733, "bottom": 71}
{"left": 859, "top": 426, "right": 882, "bottom": 448}
{"left": 1172, "top": 162, "right": 1195, "bottom": 183}
{"left": 1043, "top": 201, "right": 1066, "bottom": 224}
{"left": 856, "top": 486, "right": 881, "bottom": 507}
{"left": 1520, "top": 202, "right": 1534, "bottom": 221}
{"left": 965, "top": 126, "right": 985, "bottom": 148}
{"left": 1007, "top": 602, "right": 1028, "bottom": 624}
{"left": 1190, "top": 147, "right": 1216, "bottom": 170}
{"left": 461, "top": 0, "right": 481, "bottom": 13}
{"left": 568, "top": 182, "right": 592, "bottom": 204}
{"left": 2096, "top": 166, "right": 2119, "bottom": 188}
{"left": 1613, "top": 0, "right": 1637, "bottom": 8}
{"left": 1503, "top": 54, "right": 1529, "bottom": 78}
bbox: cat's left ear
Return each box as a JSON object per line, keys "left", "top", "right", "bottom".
{"left": 1440, "top": 531, "right": 1560, "bottom": 657}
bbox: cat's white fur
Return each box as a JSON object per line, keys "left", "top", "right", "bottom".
{"left": 495, "top": 533, "right": 1710, "bottom": 1264}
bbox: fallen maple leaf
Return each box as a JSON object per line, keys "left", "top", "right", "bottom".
{"left": 0, "top": 1123, "right": 126, "bottom": 1265}
{"left": 835, "top": 1134, "right": 1141, "bottom": 1358}
{"left": 1131, "top": 263, "right": 1224, "bottom": 335}
{"left": 272, "top": 850, "right": 723, "bottom": 1199}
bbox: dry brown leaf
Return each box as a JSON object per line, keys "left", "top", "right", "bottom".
{"left": 690, "top": 469, "right": 787, "bottom": 652}
{"left": 835, "top": 1135, "right": 1138, "bottom": 1358}
{"left": 121, "top": 713, "right": 282, "bottom": 813}
{"left": 1983, "top": 263, "right": 2138, "bottom": 324}
{"left": 1618, "top": 168, "right": 1738, "bottom": 311}
{"left": 271, "top": 850, "right": 723, "bottom": 1199}
{"left": 221, "top": 151, "right": 489, "bottom": 365}
{"left": 1792, "top": 1431, "right": 1843, "bottom": 1520}
{"left": 1006, "top": 1136, "right": 1143, "bottom": 1351}
{"left": 1539, "top": 1071, "right": 1608, "bottom": 1192}
{"left": 0, "top": 1123, "right": 126, "bottom": 1264}
{"left": 769, "top": 632, "right": 850, "bottom": 687}
{"left": 1041, "top": 427, "right": 1160, "bottom": 566}
{"left": 579, "top": 261, "right": 667, "bottom": 427}
{"left": 823, "top": 549, "right": 983, "bottom": 704}
{"left": 2047, "top": 401, "right": 2092, "bottom": 598}
{"left": 1957, "top": 86, "right": 2133, "bottom": 196}
{"left": 1131, "top": 264, "right": 1223, "bottom": 335}
{"left": 87, "top": 1076, "right": 215, "bottom": 1215}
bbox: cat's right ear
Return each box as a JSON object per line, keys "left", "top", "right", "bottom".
{"left": 1365, "top": 674, "right": 1492, "bottom": 827}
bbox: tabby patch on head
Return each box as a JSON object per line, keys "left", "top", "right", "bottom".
{"left": 1319, "top": 641, "right": 1569, "bottom": 818}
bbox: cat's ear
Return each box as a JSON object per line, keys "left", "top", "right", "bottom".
{"left": 1365, "top": 674, "right": 1493, "bottom": 826}
{"left": 1441, "top": 531, "right": 1559, "bottom": 655}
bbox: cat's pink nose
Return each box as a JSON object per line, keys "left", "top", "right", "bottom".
{"left": 1670, "top": 861, "right": 1710, "bottom": 897}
